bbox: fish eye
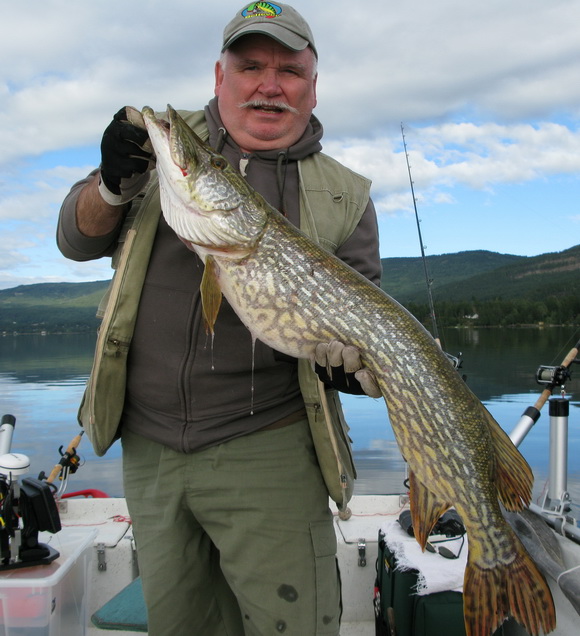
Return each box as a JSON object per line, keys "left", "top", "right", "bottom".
{"left": 211, "top": 157, "right": 228, "bottom": 170}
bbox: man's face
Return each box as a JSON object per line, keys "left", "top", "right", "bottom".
{"left": 215, "top": 34, "right": 317, "bottom": 153}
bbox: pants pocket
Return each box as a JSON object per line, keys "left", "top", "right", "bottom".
{"left": 310, "top": 520, "right": 341, "bottom": 635}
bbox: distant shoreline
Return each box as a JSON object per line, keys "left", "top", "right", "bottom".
{"left": 3, "top": 322, "right": 577, "bottom": 338}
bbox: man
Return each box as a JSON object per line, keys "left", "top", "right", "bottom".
{"left": 58, "top": 4, "right": 381, "bottom": 635}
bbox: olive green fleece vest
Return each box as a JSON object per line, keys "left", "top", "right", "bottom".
{"left": 79, "top": 111, "right": 370, "bottom": 510}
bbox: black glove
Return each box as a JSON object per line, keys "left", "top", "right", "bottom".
{"left": 313, "top": 340, "right": 381, "bottom": 397}
{"left": 315, "top": 358, "right": 367, "bottom": 395}
{"left": 98, "top": 107, "right": 154, "bottom": 205}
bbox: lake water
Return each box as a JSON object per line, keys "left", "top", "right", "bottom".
{"left": 0, "top": 327, "right": 578, "bottom": 519}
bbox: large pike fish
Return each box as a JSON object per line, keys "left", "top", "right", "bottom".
{"left": 141, "top": 105, "right": 556, "bottom": 636}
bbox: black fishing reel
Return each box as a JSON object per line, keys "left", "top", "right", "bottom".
{"left": 0, "top": 414, "right": 62, "bottom": 570}
{"left": 536, "top": 365, "right": 572, "bottom": 387}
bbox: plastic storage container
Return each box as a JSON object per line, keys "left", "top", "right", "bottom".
{"left": 0, "top": 527, "right": 96, "bottom": 635}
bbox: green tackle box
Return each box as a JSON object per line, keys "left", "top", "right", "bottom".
{"left": 374, "top": 529, "right": 507, "bottom": 636}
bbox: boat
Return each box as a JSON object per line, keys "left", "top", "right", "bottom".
{"left": 0, "top": 340, "right": 578, "bottom": 635}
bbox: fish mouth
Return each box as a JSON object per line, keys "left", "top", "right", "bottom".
{"left": 155, "top": 106, "right": 200, "bottom": 174}
{"left": 142, "top": 106, "right": 173, "bottom": 153}
{"left": 142, "top": 105, "right": 176, "bottom": 137}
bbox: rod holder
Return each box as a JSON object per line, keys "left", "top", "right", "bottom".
{"left": 548, "top": 397, "right": 569, "bottom": 507}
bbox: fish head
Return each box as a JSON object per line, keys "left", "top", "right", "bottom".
{"left": 142, "top": 105, "right": 268, "bottom": 260}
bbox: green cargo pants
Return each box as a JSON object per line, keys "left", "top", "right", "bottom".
{"left": 122, "top": 419, "right": 341, "bottom": 636}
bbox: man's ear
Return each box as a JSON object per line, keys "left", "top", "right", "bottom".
{"left": 214, "top": 60, "right": 225, "bottom": 96}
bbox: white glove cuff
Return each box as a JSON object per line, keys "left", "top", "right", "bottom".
{"left": 98, "top": 171, "right": 151, "bottom": 206}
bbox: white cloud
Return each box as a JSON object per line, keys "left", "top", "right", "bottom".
{"left": 0, "top": 0, "right": 579, "bottom": 286}
{"left": 325, "top": 121, "right": 580, "bottom": 214}
{"left": 2, "top": 0, "right": 580, "bottom": 165}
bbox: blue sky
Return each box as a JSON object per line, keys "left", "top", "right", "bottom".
{"left": 1, "top": 0, "right": 579, "bottom": 290}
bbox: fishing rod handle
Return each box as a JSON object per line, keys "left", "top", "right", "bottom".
{"left": 561, "top": 339, "right": 580, "bottom": 368}
{"left": 533, "top": 340, "right": 580, "bottom": 411}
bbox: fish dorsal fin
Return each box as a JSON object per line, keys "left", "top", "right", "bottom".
{"left": 484, "top": 408, "right": 533, "bottom": 511}
{"left": 408, "top": 470, "right": 452, "bottom": 549}
{"left": 200, "top": 255, "right": 222, "bottom": 335}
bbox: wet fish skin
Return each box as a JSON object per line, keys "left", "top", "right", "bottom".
{"left": 141, "top": 105, "right": 556, "bottom": 636}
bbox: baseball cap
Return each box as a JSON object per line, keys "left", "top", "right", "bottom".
{"left": 222, "top": 3, "right": 318, "bottom": 59}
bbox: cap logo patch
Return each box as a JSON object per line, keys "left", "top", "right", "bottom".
{"left": 242, "top": 3, "right": 282, "bottom": 19}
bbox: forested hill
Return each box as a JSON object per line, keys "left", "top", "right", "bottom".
{"left": 1, "top": 245, "right": 578, "bottom": 333}
{"left": 380, "top": 250, "right": 524, "bottom": 303}
{"left": 382, "top": 245, "right": 580, "bottom": 303}
{"left": 382, "top": 245, "right": 579, "bottom": 326}
{"left": 0, "top": 280, "right": 110, "bottom": 333}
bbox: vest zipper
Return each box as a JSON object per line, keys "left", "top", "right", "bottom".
{"left": 306, "top": 398, "right": 348, "bottom": 491}
{"left": 86, "top": 228, "right": 137, "bottom": 430}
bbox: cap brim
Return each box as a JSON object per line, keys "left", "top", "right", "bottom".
{"left": 222, "top": 23, "right": 311, "bottom": 54}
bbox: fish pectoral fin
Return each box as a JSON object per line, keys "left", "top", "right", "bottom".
{"left": 485, "top": 408, "right": 534, "bottom": 511}
{"left": 408, "top": 470, "right": 452, "bottom": 549}
{"left": 200, "top": 255, "right": 222, "bottom": 335}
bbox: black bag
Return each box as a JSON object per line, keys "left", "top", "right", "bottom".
{"left": 397, "top": 509, "right": 465, "bottom": 538}
{"left": 375, "top": 528, "right": 419, "bottom": 635}
{"left": 374, "top": 529, "right": 507, "bottom": 636}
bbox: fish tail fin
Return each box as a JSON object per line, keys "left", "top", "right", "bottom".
{"left": 464, "top": 541, "right": 556, "bottom": 636}
{"left": 485, "top": 408, "right": 534, "bottom": 510}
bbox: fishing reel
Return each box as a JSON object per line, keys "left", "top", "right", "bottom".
{"left": 0, "top": 414, "right": 61, "bottom": 571}
{"left": 536, "top": 365, "right": 572, "bottom": 387}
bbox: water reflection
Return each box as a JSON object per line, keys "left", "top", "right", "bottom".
{"left": 0, "top": 328, "right": 578, "bottom": 509}
{"left": 0, "top": 333, "right": 124, "bottom": 495}
{"left": 1, "top": 334, "right": 96, "bottom": 382}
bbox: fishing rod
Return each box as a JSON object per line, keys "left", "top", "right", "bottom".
{"left": 41, "top": 430, "right": 84, "bottom": 497}
{"left": 401, "top": 125, "right": 463, "bottom": 372}
{"left": 509, "top": 338, "right": 579, "bottom": 447}
{"left": 401, "top": 124, "right": 440, "bottom": 345}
